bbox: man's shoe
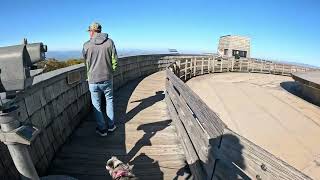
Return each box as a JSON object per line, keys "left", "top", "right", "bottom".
{"left": 108, "top": 125, "right": 117, "bottom": 132}
{"left": 96, "top": 128, "right": 108, "bottom": 136}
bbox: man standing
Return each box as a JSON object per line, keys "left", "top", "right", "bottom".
{"left": 83, "top": 22, "right": 118, "bottom": 136}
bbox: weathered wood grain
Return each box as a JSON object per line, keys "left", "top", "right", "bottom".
{"left": 48, "top": 71, "right": 188, "bottom": 180}
{"left": 216, "top": 128, "right": 312, "bottom": 180}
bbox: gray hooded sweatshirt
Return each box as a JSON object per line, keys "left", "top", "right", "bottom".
{"left": 82, "top": 33, "right": 118, "bottom": 84}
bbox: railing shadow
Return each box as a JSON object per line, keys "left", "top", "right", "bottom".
{"left": 126, "top": 119, "right": 172, "bottom": 179}
{"left": 125, "top": 90, "right": 165, "bottom": 123}
{"left": 180, "top": 133, "right": 248, "bottom": 180}
{"left": 210, "top": 134, "right": 249, "bottom": 180}
{"left": 109, "top": 77, "right": 168, "bottom": 179}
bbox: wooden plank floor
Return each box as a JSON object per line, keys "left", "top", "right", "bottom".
{"left": 48, "top": 71, "right": 190, "bottom": 180}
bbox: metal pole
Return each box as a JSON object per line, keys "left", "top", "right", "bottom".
{"left": 0, "top": 96, "right": 40, "bottom": 180}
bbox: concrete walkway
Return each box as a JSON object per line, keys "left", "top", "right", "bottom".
{"left": 187, "top": 73, "right": 320, "bottom": 179}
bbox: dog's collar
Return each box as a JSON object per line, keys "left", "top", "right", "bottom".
{"left": 112, "top": 170, "right": 129, "bottom": 179}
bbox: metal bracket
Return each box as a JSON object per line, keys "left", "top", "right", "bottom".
{"left": 0, "top": 125, "right": 40, "bottom": 145}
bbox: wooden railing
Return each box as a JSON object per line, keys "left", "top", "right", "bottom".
{"left": 175, "top": 56, "right": 318, "bottom": 82}
{"left": 165, "top": 56, "right": 315, "bottom": 180}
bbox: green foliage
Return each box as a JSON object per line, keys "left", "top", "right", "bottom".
{"left": 37, "top": 58, "right": 85, "bottom": 73}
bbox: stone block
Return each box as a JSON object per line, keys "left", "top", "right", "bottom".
{"left": 46, "top": 126, "right": 55, "bottom": 144}
{"left": 30, "top": 110, "right": 44, "bottom": 129}
{"left": 66, "top": 89, "right": 73, "bottom": 105}
{"left": 24, "top": 92, "right": 42, "bottom": 116}
{"left": 68, "top": 89, "right": 74, "bottom": 105}
{"left": 37, "top": 89, "right": 47, "bottom": 106}
{"left": 45, "top": 146, "right": 54, "bottom": 163}
{"left": 36, "top": 154, "right": 48, "bottom": 176}
{"left": 76, "top": 97, "right": 82, "bottom": 113}
{"left": 28, "top": 146, "right": 39, "bottom": 165}
{"left": 44, "top": 102, "right": 54, "bottom": 125}
{"left": 51, "top": 120, "right": 59, "bottom": 138}
{"left": 61, "top": 129, "right": 67, "bottom": 142}
{"left": 51, "top": 100, "right": 59, "bottom": 118}
{"left": 64, "top": 125, "right": 72, "bottom": 138}
{"left": 16, "top": 100, "right": 29, "bottom": 123}
{"left": 61, "top": 110, "right": 69, "bottom": 128}
{"left": 82, "top": 82, "right": 89, "bottom": 94}
{"left": 55, "top": 133, "right": 64, "bottom": 148}
{"left": 72, "top": 88, "right": 79, "bottom": 102}
{"left": 55, "top": 96, "right": 63, "bottom": 115}
{"left": 7, "top": 164, "right": 19, "bottom": 180}
{"left": 40, "top": 131, "right": 50, "bottom": 150}
{"left": 58, "top": 79, "right": 69, "bottom": 94}
{"left": 75, "top": 84, "right": 81, "bottom": 98}
{"left": 61, "top": 92, "right": 68, "bottom": 110}
{"left": 43, "top": 84, "right": 55, "bottom": 103}
{"left": 65, "top": 104, "right": 73, "bottom": 122}
{"left": 40, "top": 108, "right": 49, "bottom": 128}
{"left": 72, "top": 102, "right": 79, "bottom": 118}
{"left": 51, "top": 139, "right": 59, "bottom": 153}
{"left": 34, "top": 137, "right": 45, "bottom": 158}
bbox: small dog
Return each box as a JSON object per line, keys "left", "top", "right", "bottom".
{"left": 106, "top": 156, "right": 136, "bottom": 180}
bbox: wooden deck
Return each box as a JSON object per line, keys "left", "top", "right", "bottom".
{"left": 47, "top": 71, "right": 190, "bottom": 180}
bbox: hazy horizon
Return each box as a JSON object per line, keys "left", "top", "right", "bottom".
{"left": 46, "top": 49, "right": 319, "bottom": 68}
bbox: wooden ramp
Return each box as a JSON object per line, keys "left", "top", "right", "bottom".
{"left": 48, "top": 71, "right": 190, "bottom": 180}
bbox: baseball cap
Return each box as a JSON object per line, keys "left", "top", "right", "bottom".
{"left": 87, "top": 22, "right": 102, "bottom": 32}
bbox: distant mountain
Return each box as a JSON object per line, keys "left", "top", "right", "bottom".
{"left": 275, "top": 60, "right": 319, "bottom": 69}
{"left": 46, "top": 50, "right": 82, "bottom": 60}
{"left": 47, "top": 50, "right": 318, "bottom": 69}
{"left": 46, "top": 49, "right": 208, "bottom": 61}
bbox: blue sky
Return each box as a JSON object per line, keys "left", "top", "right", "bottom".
{"left": 0, "top": 0, "right": 319, "bottom": 66}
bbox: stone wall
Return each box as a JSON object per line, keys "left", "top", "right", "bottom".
{"left": 0, "top": 64, "right": 91, "bottom": 179}
{"left": 0, "top": 54, "right": 175, "bottom": 179}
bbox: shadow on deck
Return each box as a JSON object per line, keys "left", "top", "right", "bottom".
{"left": 47, "top": 71, "right": 191, "bottom": 180}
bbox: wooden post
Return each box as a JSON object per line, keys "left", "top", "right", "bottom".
{"left": 208, "top": 57, "right": 211, "bottom": 74}
{"left": 184, "top": 59, "right": 188, "bottom": 81}
{"left": 193, "top": 58, "right": 196, "bottom": 77}
{"left": 177, "top": 60, "right": 181, "bottom": 78}
{"left": 212, "top": 58, "right": 215, "bottom": 73}
{"left": 201, "top": 58, "right": 204, "bottom": 75}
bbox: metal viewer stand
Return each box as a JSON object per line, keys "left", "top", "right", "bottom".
{"left": 0, "top": 40, "right": 77, "bottom": 180}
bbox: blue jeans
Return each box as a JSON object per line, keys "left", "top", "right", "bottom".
{"left": 89, "top": 80, "right": 114, "bottom": 130}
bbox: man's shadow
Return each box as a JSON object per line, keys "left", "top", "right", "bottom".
{"left": 126, "top": 119, "right": 172, "bottom": 162}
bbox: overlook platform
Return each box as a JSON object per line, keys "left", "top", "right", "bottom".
{"left": 47, "top": 71, "right": 189, "bottom": 180}
{"left": 1, "top": 55, "right": 318, "bottom": 180}
{"left": 187, "top": 73, "right": 320, "bottom": 179}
